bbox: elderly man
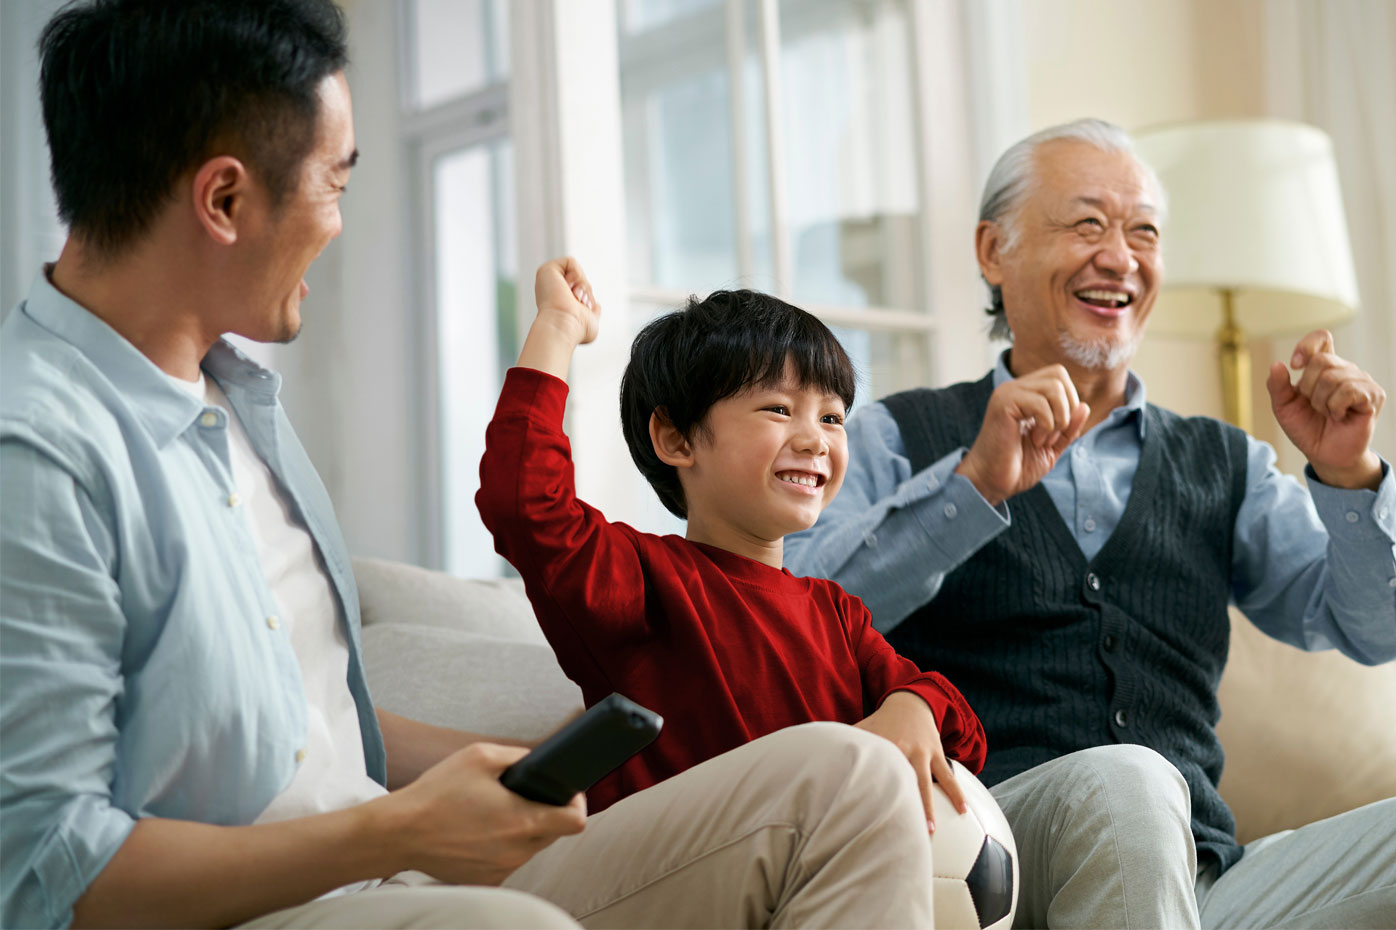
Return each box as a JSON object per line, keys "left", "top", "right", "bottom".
{"left": 786, "top": 118, "right": 1396, "bottom": 929}
{"left": 1, "top": 2, "right": 938, "bottom": 928}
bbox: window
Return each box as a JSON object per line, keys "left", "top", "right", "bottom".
{"left": 619, "top": 0, "right": 938, "bottom": 414}
{"left": 400, "top": 0, "right": 514, "bottom": 577}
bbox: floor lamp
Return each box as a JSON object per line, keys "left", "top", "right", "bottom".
{"left": 1132, "top": 120, "right": 1361, "bottom": 434}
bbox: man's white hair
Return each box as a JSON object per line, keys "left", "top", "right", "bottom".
{"left": 980, "top": 118, "right": 1167, "bottom": 341}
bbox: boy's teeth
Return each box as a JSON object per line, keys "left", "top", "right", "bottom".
{"left": 779, "top": 473, "right": 817, "bottom": 487}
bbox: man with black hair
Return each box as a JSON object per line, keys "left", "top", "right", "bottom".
{"left": 787, "top": 118, "right": 1396, "bottom": 928}
{"left": 1, "top": 2, "right": 950, "bottom": 928}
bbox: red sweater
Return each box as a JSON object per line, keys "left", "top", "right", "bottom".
{"left": 477, "top": 368, "right": 986, "bottom": 812}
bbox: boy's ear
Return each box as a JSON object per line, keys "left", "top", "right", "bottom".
{"left": 649, "top": 409, "right": 693, "bottom": 468}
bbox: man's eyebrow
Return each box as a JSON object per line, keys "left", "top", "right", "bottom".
{"left": 338, "top": 149, "right": 360, "bottom": 171}
{"left": 1071, "top": 195, "right": 1158, "bottom": 214}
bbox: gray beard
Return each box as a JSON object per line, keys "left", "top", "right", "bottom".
{"left": 1058, "top": 330, "right": 1138, "bottom": 371}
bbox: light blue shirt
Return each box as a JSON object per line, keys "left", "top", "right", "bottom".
{"left": 786, "top": 353, "right": 1396, "bottom": 664}
{"left": 1, "top": 273, "right": 386, "bottom": 930}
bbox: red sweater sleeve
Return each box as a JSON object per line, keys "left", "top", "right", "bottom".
{"left": 845, "top": 590, "right": 988, "bottom": 775}
{"left": 475, "top": 368, "right": 648, "bottom": 686}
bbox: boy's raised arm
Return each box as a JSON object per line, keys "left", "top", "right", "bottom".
{"left": 517, "top": 257, "right": 601, "bottom": 378}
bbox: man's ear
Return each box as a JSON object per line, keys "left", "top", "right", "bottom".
{"left": 975, "top": 219, "right": 1006, "bottom": 287}
{"left": 191, "top": 156, "right": 252, "bottom": 246}
{"left": 649, "top": 409, "right": 694, "bottom": 468}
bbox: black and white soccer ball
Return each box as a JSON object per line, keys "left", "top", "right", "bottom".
{"left": 930, "top": 760, "right": 1019, "bottom": 930}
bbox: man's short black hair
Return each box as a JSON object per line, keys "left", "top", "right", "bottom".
{"left": 38, "top": 0, "right": 349, "bottom": 256}
{"left": 620, "top": 290, "right": 857, "bottom": 519}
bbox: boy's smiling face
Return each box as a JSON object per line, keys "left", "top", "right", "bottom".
{"left": 667, "top": 361, "right": 848, "bottom": 567}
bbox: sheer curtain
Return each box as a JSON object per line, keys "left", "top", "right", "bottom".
{"left": 1265, "top": 0, "right": 1396, "bottom": 463}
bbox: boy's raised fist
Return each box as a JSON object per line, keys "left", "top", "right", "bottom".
{"left": 535, "top": 257, "right": 601, "bottom": 347}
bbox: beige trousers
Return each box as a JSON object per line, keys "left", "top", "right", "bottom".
{"left": 246, "top": 722, "right": 936, "bottom": 929}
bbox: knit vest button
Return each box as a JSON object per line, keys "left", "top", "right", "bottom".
{"left": 1114, "top": 709, "right": 1128, "bottom": 727}
{"left": 1086, "top": 572, "right": 1101, "bottom": 592}
{"left": 1103, "top": 634, "right": 1117, "bottom": 652}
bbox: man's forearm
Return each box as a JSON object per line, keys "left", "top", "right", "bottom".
{"left": 788, "top": 464, "right": 1008, "bottom": 630}
{"left": 71, "top": 798, "right": 406, "bottom": 929}
{"left": 378, "top": 708, "right": 528, "bottom": 790}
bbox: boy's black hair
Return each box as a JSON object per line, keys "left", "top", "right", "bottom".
{"left": 38, "top": 0, "right": 348, "bottom": 256}
{"left": 620, "top": 289, "right": 856, "bottom": 519}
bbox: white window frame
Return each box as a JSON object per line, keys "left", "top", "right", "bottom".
{"left": 397, "top": 1, "right": 512, "bottom": 571}
{"left": 512, "top": 0, "right": 1026, "bottom": 528}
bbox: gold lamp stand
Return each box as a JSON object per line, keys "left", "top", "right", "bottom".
{"left": 1217, "top": 288, "right": 1252, "bottom": 434}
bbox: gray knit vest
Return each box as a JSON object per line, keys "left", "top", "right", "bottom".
{"left": 883, "top": 373, "right": 1250, "bottom": 870}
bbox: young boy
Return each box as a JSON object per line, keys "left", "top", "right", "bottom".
{"left": 477, "top": 258, "right": 985, "bottom": 826}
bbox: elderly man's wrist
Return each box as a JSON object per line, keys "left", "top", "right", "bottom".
{"left": 1310, "top": 451, "right": 1383, "bottom": 491}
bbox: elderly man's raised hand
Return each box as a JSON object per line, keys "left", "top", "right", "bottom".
{"left": 1266, "top": 330, "right": 1385, "bottom": 491}
{"left": 956, "top": 365, "right": 1091, "bottom": 506}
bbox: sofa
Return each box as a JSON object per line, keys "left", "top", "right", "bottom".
{"left": 354, "top": 557, "right": 1396, "bottom": 845}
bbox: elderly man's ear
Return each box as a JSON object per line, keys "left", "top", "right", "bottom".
{"left": 975, "top": 220, "right": 1007, "bottom": 287}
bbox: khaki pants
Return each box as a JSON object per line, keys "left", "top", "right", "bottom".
{"left": 247, "top": 723, "right": 936, "bottom": 929}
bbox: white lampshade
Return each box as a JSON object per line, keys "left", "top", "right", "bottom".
{"left": 1133, "top": 119, "right": 1361, "bottom": 339}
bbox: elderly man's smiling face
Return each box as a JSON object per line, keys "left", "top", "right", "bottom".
{"left": 980, "top": 139, "right": 1164, "bottom": 376}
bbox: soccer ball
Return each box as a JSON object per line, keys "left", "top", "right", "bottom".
{"left": 930, "top": 760, "right": 1019, "bottom": 929}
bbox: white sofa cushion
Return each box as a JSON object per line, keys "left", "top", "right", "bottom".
{"left": 354, "top": 557, "right": 582, "bottom": 742}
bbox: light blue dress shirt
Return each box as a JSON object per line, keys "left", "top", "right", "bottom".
{"left": 1, "top": 273, "right": 386, "bottom": 930}
{"left": 785, "top": 353, "right": 1396, "bottom": 663}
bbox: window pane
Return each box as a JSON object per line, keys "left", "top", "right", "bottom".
{"left": 621, "top": 2, "right": 778, "bottom": 293}
{"left": 410, "top": 0, "right": 509, "bottom": 109}
{"left": 434, "top": 141, "right": 515, "bottom": 577}
{"left": 778, "top": 0, "right": 921, "bottom": 310}
{"left": 832, "top": 326, "right": 932, "bottom": 411}
{"left": 623, "top": 64, "right": 739, "bottom": 289}
{"left": 622, "top": 0, "right": 722, "bottom": 34}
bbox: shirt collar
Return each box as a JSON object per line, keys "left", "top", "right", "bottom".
{"left": 22, "top": 268, "right": 282, "bottom": 447}
{"left": 991, "top": 348, "right": 1148, "bottom": 440}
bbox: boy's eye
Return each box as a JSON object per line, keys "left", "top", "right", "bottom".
{"left": 765, "top": 405, "right": 790, "bottom": 415}
{"left": 821, "top": 413, "right": 844, "bottom": 426}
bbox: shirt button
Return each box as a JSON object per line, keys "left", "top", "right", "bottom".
{"left": 943, "top": 502, "right": 958, "bottom": 520}
{"left": 1345, "top": 511, "right": 1360, "bottom": 524}
{"left": 266, "top": 615, "right": 281, "bottom": 630}
{"left": 1102, "top": 634, "right": 1117, "bottom": 652}
{"left": 1379, "top": 507, "right": 1389, "bottom": 521}
{"left": 1087, "top": 572, "right": 1101, "bottom": 592}
{"left": 1388, "top": 577, "right": 1396, "bottom": 589}
{"left": 199, "top": 411, "right": 218, "bottom": 428}
{"left": 1114, "top": 709, "right": 1129, "bottom": 727}
{"left": 927, "top": 475, "right": 940, "bottom": 491}
{"left": 864, "top": 532, "right": 878, "bottom": 548}
{"left": 1084, "top": 517, "right": 1097, "bottom": 533}
{"left": 227, "top": 492, "right": 241, "bottom": 508}
{"left": 295, "top": 748, "right": 307, "bottom": 764}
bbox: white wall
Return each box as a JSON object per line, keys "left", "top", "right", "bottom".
{"left": 279, "top": 0, "right": 424, "bottom": 564}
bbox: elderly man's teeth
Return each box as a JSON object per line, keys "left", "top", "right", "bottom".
{"left": 779, "top": 473, "right": 818, "bottom": 487}
{"left": 1077, "top": 289, "right": 1130, "bottom": 307}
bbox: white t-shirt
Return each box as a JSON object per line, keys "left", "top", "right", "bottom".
{"left": 169, "top": 373, "right": 387, "bottom": 826}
